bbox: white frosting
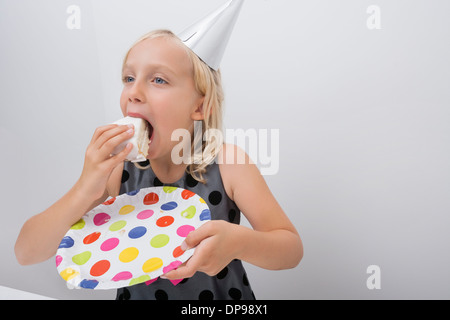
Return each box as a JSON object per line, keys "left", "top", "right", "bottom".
{"left": 111, "top": 117, "right": 150, "bottom": 162}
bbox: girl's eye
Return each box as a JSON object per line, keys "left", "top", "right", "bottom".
{"left": 123, "top": 76, "right": 134, "bottom": 83}
{"left": 154, "top": 77, "right": 167, "bottom": 85}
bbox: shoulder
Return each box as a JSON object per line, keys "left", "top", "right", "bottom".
{"left": 217, "top": 143, "right": 264, "bottom": 201}
{"left": 217, "top": 143, "right": 254, "bottom": 166}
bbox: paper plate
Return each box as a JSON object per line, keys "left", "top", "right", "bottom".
{"left": 56, "top": 187, "right": 211, "bottom": 290}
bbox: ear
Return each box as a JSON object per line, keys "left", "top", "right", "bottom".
{"left": 190, "top": 96, "right": 205, "bottom": 121}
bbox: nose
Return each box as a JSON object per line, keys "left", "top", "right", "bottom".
{"left": 127, "top": 80, "right": 145, "bottom": 104}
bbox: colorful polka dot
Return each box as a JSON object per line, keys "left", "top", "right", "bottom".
{"left": 55, "top": 255, "right": 62, "bottom": 267}
{"left": 83, "top": 232, "right": 101, "bottom": 245}
{"left": 177, "top": 225, "right": 195, "bottom": 237}
{"left": 59, "top": 236, "right": 74, "bottom": 249}
{"left": 79, "top": 279, "right": 99, "bottom": 289}
{"left": 70, "top": 219, "right": 85, "bottom": 230}
{"left": 90, "top": 260, "right": 110, "bottom": 277}
{"left": 200, "top": 209, "right": 211, "bottom": 221}
{"left": 181, "top": 206, "right": 196, "bottom": 219}
{"left": 72, "top": 251, "right": 91, "bottom": 265}
{"left": 129, "top": 275, "right": 151, "bottom": 286}
{"left": 94, "top": 213, "right": 111, "bottom": 226}
{"left": 181, "top": 189, "right": 195, "bottom": 200}
{"left": 119, "top": 247, "right": 139, "bottom": 263}
{"left": 169, "top": 278, "right": 184, "bottom": 286}
{"left": 109, "top": 220, "right": 126, "bottom": 232}
{"left": 145, "top": 278, "right": 158, "bottom": 286}
{"left": 137, "top": 209, "right": 154, "bottom": 220}
{"left": 150, "top": 234, "right": 170, "bottom": 248}
{"left": 142, "top": 258, "right": 163, "bottom": 273}
{"left": 163, "top": 260, "right": 182, "bottom": 274}
{"left": 60, "top": 268, "right": 79, "bottom": 281}
{"left": 161, "top": 201, "right": 178, "bottom": 211}
{"left": 128, "top": 226, "right": 147, "bottom": 239}
{"left": 103, "top": 197, "right": 116, "bottom": 205}
{"left": 172, "top": 246, "right": 185, "bottom": 258}
{"left": 119, "top": 205, "right": 135, "bottom": 215}
{"left": 143, "top": 192, "right": 159, "bottom": 205}
{"left": 100, "top": 238, "right": 120, "bottom": 251}
{"left": 163, "top": 186, "right": 178, "bottom": 193}
{"left": 127, "top": 190, "right": 140, "bottom": 196}
{"left": 156, "top": 216, "right": 174, "bottom": 227}
{"left": 112, "top": 271, "right": 133, "bottom": 282}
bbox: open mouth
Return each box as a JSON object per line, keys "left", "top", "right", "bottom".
{"left": 145, "top": 120, "right": 154, "bottom": 142}
{"left": 126, "top": 113, "right": 154, "bottom": 145}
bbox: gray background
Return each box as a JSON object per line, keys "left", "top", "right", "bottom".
{"left": 1, "top": 0, "right": 449, "bottom": 299}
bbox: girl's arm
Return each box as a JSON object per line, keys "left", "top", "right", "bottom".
{"left": 15, "top": 125, "right": 131, "bottom": 265}
{"left": 163, "top": 144, "right": 303, "bottom": 279}
{"left": 15, "top": 185, "right": 109, "bottom": 266}
{"left": 223, "top": 145, "right": 303, "bottom": 270}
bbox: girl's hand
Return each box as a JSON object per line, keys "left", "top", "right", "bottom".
{"left": 77, "top": 124, "right": 134, "bottom": 201}
{"left": 14, "top": 124, "right": 135, "bottom": 266}
{"left": 162, "top": 220, "right": 241, "bottom": 280}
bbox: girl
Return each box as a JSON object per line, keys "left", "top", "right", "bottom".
{"left": 15, "top": 29, "right": 303, "bottom": 300}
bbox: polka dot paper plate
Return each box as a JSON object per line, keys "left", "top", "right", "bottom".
{"left": 56, "top": 187, "right": 211, "bottom": 290}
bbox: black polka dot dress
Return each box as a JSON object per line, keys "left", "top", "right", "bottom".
{"left": 116, "top": 161, "right": 256, "bottom": 300}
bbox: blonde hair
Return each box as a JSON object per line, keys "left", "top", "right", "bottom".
{"left": 123, "top": 30, "right": 224, "bottom": 183}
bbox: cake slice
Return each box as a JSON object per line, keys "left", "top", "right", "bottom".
{"left": 111, "top": 116, "right": 150, "bottom": 163}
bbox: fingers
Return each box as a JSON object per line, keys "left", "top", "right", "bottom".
{"left": 162, "top": 222, "right": 217, "bottom": 280}
{"left": 89, "top": 124, "right": 117, "bottom": 145}
{"left": 105, "top": 142, "right": 133, "bottom": 167}
{"left": 87, "top": 124, "right": 134, "bottom": 163}
{"left": 78, "top": 123, "right": 135, "bottom": 202}
{"left": 93, "top": 124, "right": 134, "bottom": 153}
{"left": 163, "top": 251, "right": 202, "bottom": 280}
{"left": 182, "top": 222, "right": 214, "bottom": 250}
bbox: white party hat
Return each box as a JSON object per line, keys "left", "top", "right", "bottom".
{"left": 178, "top": 0, "right": 245, "bottom": 70}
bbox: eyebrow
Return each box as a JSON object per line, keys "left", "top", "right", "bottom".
{"left": 122, "top": 63, "right": 178, "bottom": 77}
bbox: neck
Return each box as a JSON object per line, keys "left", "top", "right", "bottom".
{"left": 150, "top": 157, "right": 188, "bottom": 184}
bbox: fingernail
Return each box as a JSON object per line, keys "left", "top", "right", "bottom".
{"left": 181, "top": 241, "right": 188, "bottom": 251}
{"left": 160, "top": 275, "right": 168, "bottom": 279}
{"left": 127, "top": 128, "right": 134, "bottom": 134}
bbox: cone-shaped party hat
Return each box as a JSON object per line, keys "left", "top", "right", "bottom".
{"left": 178, "top": 0, "right": 244, "bottom": 70}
